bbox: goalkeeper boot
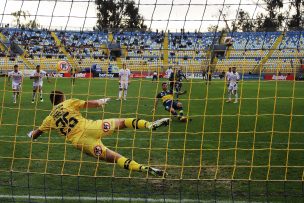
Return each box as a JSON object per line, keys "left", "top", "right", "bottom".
{"left": 141, "top": 166, "right": 168, "bottom": 177}
{"left": 148, "top": 118, "right": 171, "bottom": 130}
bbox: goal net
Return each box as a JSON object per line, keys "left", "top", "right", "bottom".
{"left": 0, "top": 0, "right": 303, "bottom": 202}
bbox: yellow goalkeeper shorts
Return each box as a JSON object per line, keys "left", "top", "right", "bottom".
{"left": 75, "top": 119, "right": 116, "bottom": 158}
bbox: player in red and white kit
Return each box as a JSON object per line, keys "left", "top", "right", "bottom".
{"left": 117, "top": 64, "right": 131, "bottom": 101}
{"left": 30, "top": 65, "right": 50, "bottom": 103}
{"left": 226, "top": 67, "right": 240, "bottom": 103}
{"left": 8, "top": 65, "right": 23, "bottom": 104}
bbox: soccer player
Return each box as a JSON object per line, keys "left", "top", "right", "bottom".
{"left": 117, "top": 64, "right": 131, "bottom": 101}
{"left": 27, "top": 90, "right": 170, "bottom": 177}
{"left": 165, "top": 67, "right": 173, "bottom": 79}
{"left": 206, "top": 69, "right": 212, "bottom": 85}
{"left": 152, "top": 82, "right": 190, "bottom": 122}
{"left": 169, "top": 66, "right": 187, "bottom": 98}
{"left": 30, "top": 65, "right": 50, "bottom": 103}
{"left": 70, "top": 66, "right": 77, "bottom": 86}
{"left": 225, "top": 67, "right": 232, "bottom": 89}
{"left": 226, "top": 67, "right": 240, "bottom": 103}
{"left": 202, "top": 68, "right": 207, "bottom": 80}
{"left": 7, "top": 64, "right": 23, "bottom": 104}
{"left": 152, "top": 70, "right": 158, "bottom": 82}
{"left": 175, "top": 66, "right": 187, "bottom": 92}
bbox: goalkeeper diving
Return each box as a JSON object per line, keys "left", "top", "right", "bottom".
{"left": 27, "top": 90, "right": 170, "bottom": 177}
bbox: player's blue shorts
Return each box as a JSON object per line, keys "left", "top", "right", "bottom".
{"left": 163, "top": 100, "right": 179, "bottom": 111}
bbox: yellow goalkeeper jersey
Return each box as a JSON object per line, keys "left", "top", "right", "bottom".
{"left": 38, "top": 99, "right": 89, "bottom": 144}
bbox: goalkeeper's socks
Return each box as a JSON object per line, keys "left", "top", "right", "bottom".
{"left": 124, "top": 118, "right": 150, "bottom": 129}
{"left": 117, "top": 157, "right": 142, "bottom": 171}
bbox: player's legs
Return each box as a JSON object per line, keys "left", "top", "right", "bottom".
{"left": 226, "top": 86, "right": 233, "bottom": 102}
{"left": 38, "top": 85, "right": 44, "bottom": 102}
{"left": 12, "top": 84, "right": 19, "bottom": 103}
{"left": 16, "top": 85, "right": 21, "bottom": 97}
{"left": 175, "top": 82, "right": 180, "bottom": 99}
{"left": 77, "top": 123, "right": 168, "bottom": 176}
{"left": 12, "top": 88, "right": 17, "bottom": 103}
{"left": 174, "top": 102, "right": 190, "bottom": 121}
{"left": 233, "top": 88, "right": 238, "bottom": 103}
{"left": 165, "top": 101, "right": 181, "bottom": 119}
{"left": 107, "top": 148, "right": 167, "bottom": 177}
{"left": 114, "top": 118, "right": 170, "bottom": 131}
{"left": 165, "top": 101, "right": 190, "bottom": 122}
{"left": 117, "top": 82, "right": 123, "bottom": 100}
{"left": 71, "top": 73, "right": 76, "bottom": 85}
{"left": 169, "top": 81, "right": 174, "bottom": 91}
{"left": 123, "top": 83, "right": 128, "bottom": 100}
{"left": 82, "top": 141, "right": 167, "bottom": 177}
{"left": 32, "top": 85, "right": 38, "bottom": 103}
{"left": 176, "top": 82, "right": 182, "bottom": 92}
{"left": 176, "top": 102, "right": 184, "bottom": 117}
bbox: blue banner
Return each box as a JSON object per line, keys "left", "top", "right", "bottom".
{"left": 241, "top": 74, "right": 263, "bottom": 80}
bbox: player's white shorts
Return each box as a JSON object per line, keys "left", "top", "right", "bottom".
{"left": 119, "top": 82, "right": 128, "bottom": 90}
{"left": 228, "top": 83, "right": 238, "bottom": 91}
{"left": 12, "top": 83, "right": 21, "bottom": 90}
{"left": 33, "top": 82, "right": 43, "bottom": 88}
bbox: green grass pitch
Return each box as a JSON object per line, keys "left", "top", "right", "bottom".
{"left": 0, "top": 77, "right": 303, "bottom": 202}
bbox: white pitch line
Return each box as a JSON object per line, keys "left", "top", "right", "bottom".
{"left": 0, "top": 195, "right": 198, "bottom": 202}
{"left": 0, "top": 195, "right": 257, "bottom": 203}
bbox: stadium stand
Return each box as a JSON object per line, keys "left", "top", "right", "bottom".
{"left": 0, "top": 28, "right": 303, "bottom": 74}
{"left": 2, "top": 28, "right": 60, "bottom": 58}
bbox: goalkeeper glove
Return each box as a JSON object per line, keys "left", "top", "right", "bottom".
{"left": 97, "top": 98, "right": 111, "bottom": 107}
{"left": 27, "top": 131, "right": 37, "bottom": 141}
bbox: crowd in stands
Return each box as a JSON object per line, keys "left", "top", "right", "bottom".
{"left": 114, "top": 31, "right": 164, "bottom": 58}
{"left": 2, "top": 28, "right": 60, "bottom": 58}
{"left": 57, "top": 31, "right": 108, "bottom": 59}
{"left": 0, "top": 27, "right": 303, "bottom": 73}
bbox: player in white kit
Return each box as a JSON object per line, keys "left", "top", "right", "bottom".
{"left": 225, "top": 67, "right": 232, "bottom": 87}
{"left": 30, "top": 65, "right": 50, "bottom": 103}
{"left": 165, "top": 67, "right": 173, "bottom": 79}
{"left": 226, "top": 67, "right": 240, "bottom": 103}
{"left": 117, "top": 64, "right": 131, "bottom": 101}
{"left": 8, "top": 65, "right": 23, "bottom": 104}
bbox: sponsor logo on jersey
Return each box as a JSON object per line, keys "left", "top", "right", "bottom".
{"left": 93, "top": 145, "right": 103, "bottom": 156}
{"left": 103, "top": 122, "right": 111, "bottom": 132}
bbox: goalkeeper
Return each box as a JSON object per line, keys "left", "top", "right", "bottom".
{"left": 152, "top": 82, "right": 191, "bottom": 122}
{"left": 27, "top": 90, "right": 170, "bottom": 177}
